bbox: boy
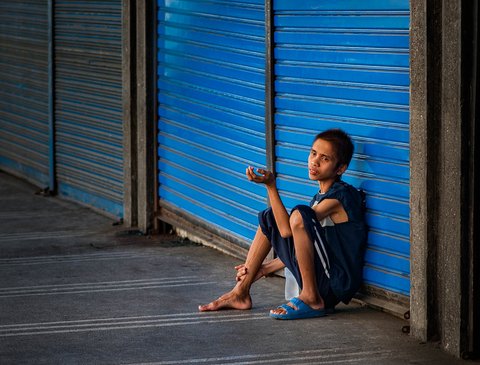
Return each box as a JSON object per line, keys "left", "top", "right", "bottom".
{"left": 199, "top": 129, "right": 367, "bottom": 319}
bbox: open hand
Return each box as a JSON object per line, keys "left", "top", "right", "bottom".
{"left": 245, "top": 166, "right": 275, "bottom": 187}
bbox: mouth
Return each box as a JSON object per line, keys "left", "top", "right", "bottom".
{"left": 309, "top": 168, "right": 318, "bottom": 175}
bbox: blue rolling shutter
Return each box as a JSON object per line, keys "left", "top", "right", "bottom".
{"left": 0, "top": 0, "right": 49, "bottom": 186}
{"left": 273, "top": 1, "right": 410, "bottom": 297}
{"left": 157, "top": 0, "right": 266, "bottom": 242}
{"left": 54, "top": 1, "right": 123, "bottom": 217}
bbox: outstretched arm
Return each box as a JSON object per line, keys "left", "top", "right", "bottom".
{"left": 246, "top": 167, "right": 292, "bottom": 238}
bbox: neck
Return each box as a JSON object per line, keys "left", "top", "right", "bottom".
{"left": 318, "top": 179, "right": 336, "bottom": 194}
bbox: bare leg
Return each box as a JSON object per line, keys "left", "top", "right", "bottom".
{"left": 198, "top": 226, "right": 271, "bottom": 311}
{"left": 270, "top": 210, "right": 324, "bottom": 315}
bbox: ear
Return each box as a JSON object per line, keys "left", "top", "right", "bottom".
{"left": 336, "top": 164, "right": 347, "bottom": 176}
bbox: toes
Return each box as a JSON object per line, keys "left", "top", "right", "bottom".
{"left": 198, "top": 301, "right": 218, "bottom": 312}
{"left": 209, "top": 300, "right": 222, "bottom": 310}
{"left": 270, "top": 302, "right": 296, "bottom": 315}
{"left": 270, "top": 307, "right": 286, "bottom": 315}
{"left": 198, "top": 304, "right": 209, "bottom": 312}
{"left": 199, "top": 293, "right": 252, "bottom": 312}
{"left": 199, "top": 297, "right": 226, "bottom": 311}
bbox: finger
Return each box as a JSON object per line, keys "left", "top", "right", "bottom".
{"left": 257, "top": 168, "right": 271, "bottom": 176}
{"left": 239, "top": 267, "right": 247, "bottom": 275}
{"left": 247, "top": 168, "right": 259, "bottom": 182}
{"left": 236, "top": 271, "right": 247, "bottom": 281}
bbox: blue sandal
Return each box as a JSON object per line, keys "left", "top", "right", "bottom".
{"left": 269, "top": 297, "right": 326, "bottom": 320}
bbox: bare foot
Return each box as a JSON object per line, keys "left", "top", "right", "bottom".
{"left": 199, "top": 290, "right": 252, "bottom": 312}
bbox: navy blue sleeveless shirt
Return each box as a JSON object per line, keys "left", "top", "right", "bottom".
{"left": 309, "top": 181, "right": 367, "bottom": 303}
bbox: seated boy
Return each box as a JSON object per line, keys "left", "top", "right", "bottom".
{"left": 199, "top": 129, "right": 367, "bottom": 319}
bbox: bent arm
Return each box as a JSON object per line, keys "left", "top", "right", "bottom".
{"left": 312, "top": 198, "right": 348, "bottom": 224}
{"left": 266, "top": 184, "right": 292, "bottom": 238}
{"left": 246, "top": 166, "right": 292, "bottom": 238}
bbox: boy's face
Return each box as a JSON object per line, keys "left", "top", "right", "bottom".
{"left": 308, "top": 138, "right": 346, "bottom": 182}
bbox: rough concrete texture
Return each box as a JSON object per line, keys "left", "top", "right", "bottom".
{"left": 408, "top": 0, "right": 429, "bottom": 342}
{"left": 0, "top": 171, "right": 474, "bottom": 365}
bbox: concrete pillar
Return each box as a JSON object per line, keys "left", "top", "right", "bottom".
{"left": 122, "top": 0, "right": 156, "bottom": 232}
{"left": 136, "top": 0, "right": 155, "bottom": 233}
{"left": 409, "top": 0, "right": 429, "bottom": 343}
{"left": 410, "top": 0, "right": 477, "bottom": 357}
{"left": 438, "top": 0, "right": 463, "bottom": 353}
{"left": 122, "top": 0, "right": 137, "bottom": 227}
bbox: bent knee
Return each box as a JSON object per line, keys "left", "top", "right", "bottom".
{"left": 289, "top": 205, "right": 315, "bottom": 231}
{"left": 289, "top": 210, "right": 305, "bottom": 230}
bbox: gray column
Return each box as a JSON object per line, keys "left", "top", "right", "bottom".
{"left": 410, "top": 0, "right": 476, "bottom": 357}
{"left": 409, "top": 0, "right": 429, "bottom": 343}
{"left": 136, "top": 0, "right": 155, "bottom": 233}
{"left": 122, "top": 0, "right": 137, "bottom": 227}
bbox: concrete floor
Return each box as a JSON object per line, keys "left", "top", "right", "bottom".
{"left": 0, "top": 171, "right": 474, "bottom": 365}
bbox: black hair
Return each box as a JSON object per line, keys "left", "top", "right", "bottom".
{"left": 313, "top": 129, "right": 354, "bottom": 168}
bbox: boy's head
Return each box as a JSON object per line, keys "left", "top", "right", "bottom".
{"left": 313, "top": 129, "right": 354, "bottom": 169}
